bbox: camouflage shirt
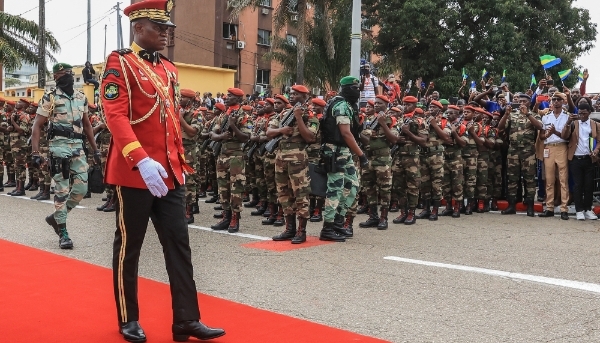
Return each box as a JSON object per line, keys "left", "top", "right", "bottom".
{"left": 181, "top": 106, "right": 201, "bottom": 143}
{"left": 425, "top": 116, "right": 445, "bottom": 151}
{"left": 37, "top": 88, "right": 89, "bottom": 145}
{"left": 212, "top": 106, "right": 253, "bottom": 156}
{"left": 363, "top": 113, "right": 395, "bottom": 150}
{"left": 268, "top": 106, "right": 319, "bottom": 146}
{"left": 506, "top": 110, "right": 541, "bottom": 149}
{"left": 394, "top": 113, "right": 426, "bottom": 154}
{"left": 9, "top": 110, "right": 30, "bottom": 149}
{"left": 0, "top": 109, "right": 8, "bottom": 145}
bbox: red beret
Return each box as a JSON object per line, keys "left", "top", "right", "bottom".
{"left": 403, "top": 96, "right": 418, "bottom": 103}
{"left": 214, "top": 103, "right": 226, "bottom": 111}
{"left": 31, "top": 103, "right": 39, "bottom": 108}
{"left": 312, "top": 98, "right": 326, "bottom": 107}
{"left": 0, "top": 97, "right": 5, "bottom": 102}
{"left": 5, "top": 100, "right": 16, "bottom": 105}
{"left": 275, "top": 94, "right": 290, "bottom": 104}
{"left": 376, "top": 95, "right": 390, "bottom": 103}
{"left": 198, "top": 107, "right": 208, "bottom": 111}
{"left": 242, "top": 105, "right": 253, "bottom": 111}
{"left": 474, "top": 107, "right": 487, "bottom": 114}
{"left": 463, "top": 106, "right": 477, "bottom": 112}
{"left": 291, "top": 85, "right": 309, "bottom": 94}
{"left": 257, "top": 101, "right": 266, "bottom": 106}
{"left": 227, "top": 88, "right": 245, "bottom": 97}
{"left": 430, "top": 100, "right": 443, "bottom": 109}
{"left": 415, "top": 108, "right": 424, "bottom": 114}
{"left": 19, "top": 98, "right": 31, "bottom": 105}
{"left": 180, "top": 88, "right": 196, "bottom": 98}
{"left": 367, "top": 100, "right": 375, "bottom": 107}
{"left": 390, "top": 107, "right": 402, "bottom": 113}
{"left": 265, "top": 98, "right": 275, "bottom": 105}
{"left": 447, "top": 105, "right": 460, "bottom": 111}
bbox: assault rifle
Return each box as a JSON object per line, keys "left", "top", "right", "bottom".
{"left": 264, "top": 101, "right": 304, "bottom": 154}
{"left": 201, "top": 119, "right": 218, "bottom": 151}
{"left": 211, "top": 114, "right": 230, "bottom": 157}
{"left": 390, "top": 116, "right": 415, "bottom": 156}
{"left": 246, "top": 122, "right": 266, "bottom": 159}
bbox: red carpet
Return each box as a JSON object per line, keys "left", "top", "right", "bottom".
{"left": 242, "top": 236, "right": 334, "bottom": 251}
{"left": 0, "top": 239, "right": 388, "bottom": 343}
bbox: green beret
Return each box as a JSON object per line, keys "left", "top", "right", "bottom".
{"left": 439, "top": 99, "right": 450, "bottom": 105}
{"left": 340, "top": 76, "right": 360, "bottom": 86}
{"left": 53, "top": 63, "right": 73, "bottom": 73}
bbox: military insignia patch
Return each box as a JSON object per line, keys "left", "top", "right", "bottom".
{"left": 104, "top": 82, "right": 119, "bottom": 100}
{"left": 103, "top": 69, "right": 121, "bottom": 78}
{"left": 166, "top": 0, "right": 174, "bottom": 14}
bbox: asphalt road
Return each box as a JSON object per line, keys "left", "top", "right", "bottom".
{"left": 2, "top": 188, "right": 600, "bottom": 343}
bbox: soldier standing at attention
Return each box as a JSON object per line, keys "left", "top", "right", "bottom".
{"left": 209, "top": 88, "right": 252, "bottom": 233}
{"left": 31, "top": 63, "right": 100, "bottom": 248}
{"left": 248, "top": 98, "right": 276, "bottom": 216}
{"left": 459, "top": 105, "right": 484, "bottom": 215}
{"left": 497, "top": 94, "right": 542, "bottom": 216}
{"left": 320, "top": 76, "right": 369, "bottom": 240}
{"left": 269, "top": 85, "right": 319, "bottom": 244}
{"left": 25, "top": 101, "right": 40, "bottom": 192}
{"left": 440, "top": 105, "right": 467, "bottom": 217}
{"left": 0, "top": 97, "right": 7, "bottom": 190}
{"left": 3, "top": 100, "right": 17, "bottom": 189}
{"left": 179, "top": 88, "right": 201, "bottom": 224}
{"left": 100, "top": 1, "right": 225, "bottom": 341}
{"left": 93, "top": 108, "right": 115, "bottom": 211}
{"left": 8, "top": 99, "right": 32, "bottom": 196}
{"left": 307, "top": 97, "right": 326, "bottom": 222}
{"left": 204, "top": 104, "right": 223, "bottom": 204}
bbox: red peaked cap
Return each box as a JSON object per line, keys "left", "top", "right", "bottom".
{"left": 180, "top": 89, "right": 196, "bottom": 98}
{"left": 214, "top": 103, "right": 226, "bottom": 111}
{"left": 376, "top": 95, "right": 390, "bottom": 103}
{"left": 403, "top": 96, "right": 418, "bottom": 103}
{"left": 275, "top": 94, "right": 290, "bottom": 104}
{"left": 311, "top": 98, "right": 326, "bottom": 107}
{"left": 265, "top": 98, "right": 275, "bottom": 105}
{"left": 291, "top": 85, "right": 310, "bottom": 94}
{"left": 447, "top": 105, "right": 460, "bottom": 111}
{"left": 367, "top": 100, "right": 375, "bottom": 107}
{"left": 227, "top": 88, "right": 245, "bottom": 97}
{"left": 430, "top": 100, "right": 443, "bottom": 109}
{"left": 242, "top": 105, "right": 253, "bottom": 111}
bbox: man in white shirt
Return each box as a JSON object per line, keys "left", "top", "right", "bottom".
{"left": 561, "top": 103, "right": 600, "bottom": 220}
{"left": 539, "top": 92, "right": 570, "bottom": 220}
{"left": 359, "top": 64, "right": 379, "bottom": 108}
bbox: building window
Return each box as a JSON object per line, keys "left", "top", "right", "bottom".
{"left": 223, "top": 23, "right": 238, "bottom": 40}
{"left": 258, "top": 0, "right": 272, "bottom": 6}
{"left": 286, "top": 34, "right": 297, "bottom": 45}
{"left": 256, "top": 69, "right": 270, "bottom": 85}
{"left": 222, "top": 64, "right": 238, "bottom": 70}
{"left": 167, "top": 28, "right": 175, "bottom": 46}
{"left": 258, "top": 29, "right": 271, "bottom": 46}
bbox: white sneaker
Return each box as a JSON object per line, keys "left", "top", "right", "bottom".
{"left": 576, "top": 211, "right": 585, "bottom": 220}
{"left": 584, "top": 211, "right": 598, "bottom": 220}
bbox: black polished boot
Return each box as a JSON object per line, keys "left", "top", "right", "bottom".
{"left": 359, "top": 205, "right": 379, "bottom": 228}
{"left": 526, "top": 197, "right": 534, "bottom": 217}
{"left": 440, "top": 199, "right": 453, "bottom": 216}
{"left": 36, "top": 184, "right": 51, "bottom": 200}
{"left": 211, "top": 210, "right": 231, "bottom": 230}
{"left": 197, "top": 183, "right": 207, "bottom": 198}
{"left": 58, "top": 224, "right": 73, "bottom": 249}
{"left": 30, "top": 183, "right": 45, "bottom": 200}
{"left": 263, "top": 202, "right": 272, "bottom": 217}
{"left": 389, "top": 200, "right": 400, "bottom": 213}
{"left": 310, "top": 197, "right": 324, "bottom": 222}
{"left": 333, "top": 213, "right": 353, "bottom": 237}
{"left": 377, "top": 207, "right": 389, "bottom": 230}
{"left": 205, "top": 192, "right": 219, "bottom": 203}
{"left": 319, "top": 222, "right": 346, "bottom": 242}
{"left": 262, "top": 203, "right": 277, "bottom": 225}
{"left": 429, "top": 200, "right": 440, "bottom": 221}
{"left": 28, "top": 179, "right": 39, "bottom": 191}
{"left": 251, "top": 201, "right": 267, "bottom": 216}
{"left": 272, "top": 215, "right": 296, "bottom": 241}
{"left": 45, "top": 214, "right": 60, "bottom": 236}
{"left": 357, "top": 194, "right": 369, "bottom": 214}
{"left": 464, "top": 199, "right": 474, "bottom": 215}
{"left": 3, "top": 173, "right": 15, "bottom": 187}
{"left": 10, "top": 180, "right": 25, "bottom": 196}
{"left": 172, "top": 320, "right": 225, "bottom": 342}
{"left": 213, "top": 204, "right": 223, "bottom": 211}
{"left": 273, "top": 205, "right": 285, "bottom": 227}
{"left": 501, "top": 196, "right": 516, "bottom": 215}
{"left": 191, "top": 200, "right": 199, "bottom": 214}
{"left": 404, "top": 208, "right": 417, "bottom": 225}
{"left": 228, "top": 212, "right": 240, "bottom": 233}
{"left": 392, "top": 207, "right": 408, "bottom": 224}
{"left": 416, "top": 200, "right": 431, "bottom": 219}
{"left": 185, "top": 204, "right": 195, "bottom": 224}
{"left": 119, "top": 321, "right": 146, "bottom": 343}
{"left": 291, "top": 217, "right": 307, "bottom": 244}
{"left": 103, "top": 194, "right": 116, "bottom": 212}
{"left": 343, "top": 215, "right": 354, "bottom": 237}
{"left": 242, "top": 192, "right": 250, "bottom": 203}
{"left": 244, "top": 188, "right": 259, "bottom": 208}
{"left": 83, "top": 190, "right": 91, "bottom": 199}
{"left": 97, "top": 197, "right": 111, "bottom": 211}
{"left": 452, "top": 200, "right": 461, "bottom": 218}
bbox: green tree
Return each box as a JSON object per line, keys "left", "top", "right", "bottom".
{"left": 0, "top": 12, "right": 60, "bottom": 72}
{"left": 363, "top": 0, "right": 597, "bottom": 97}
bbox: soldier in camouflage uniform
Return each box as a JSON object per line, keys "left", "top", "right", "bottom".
{"left": 7, "top": 99, "right": 31, "bottom": 196}
{"left": 358, "top": 95, "right": 396, "bottom": 230}
{"left": 31, "top": 63, "right": 100, "bottom": 249}
{"left": 460, "top": 106, "right": 484, "bottom": 215}
{"left": 248, "top": 98, "right": 275, "bottom": 217}
{"left": 416, "top": 100, "right": 450, "bottom": 221}
{"left": 209, "top": 88, "right": 252, "bottom": 233}
{"left": 24, "top": 102, "right": 40, "bottom": 192}
{"left": 269, "top": 85, "right": 320, "bottom": 244}
{"left": 2, "top": 100, "right": 17, "bottom": 189}
{"left": 0, "top": 98, "right": 7, "bottom": 191}
{"left": 318, "top": 76, "right": 368, "bottom": 241}
{"left": 179, "top": 89, "right": 202, "bottom": 224}
{"left": 194, "top": 106, "right": 208, "bottom": 203}
{"left": 440, "top": 106, "right": 468, "bottom": 217}
{"left": 488, "top": 113, "right": 504, "bottom": 211}
{"left": 473, "top": 107, "right": 494, "bottom": 213}
{"left": 93, "top": 108, "right": 114, "bottom": 210}
{"left": 242, "top": 104, "right": 258, "bottom": 206}
{"left": 205, "top": 103, "right": 225, "bottom": 204}
{"left": 306, "top": 98, "right": 326, "bottom": 222}
{"left": 391, "top": 96, "right": 428, "bottom": 225}
{"left": 30, "top": 103, "right": 52, "bottom": 201}
{"left": 497, "top": 93, "right": 542, "bottom": 216}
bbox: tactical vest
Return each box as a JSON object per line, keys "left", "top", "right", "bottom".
{"left": 321, "top": 96, "right": 361, "bottom": 147}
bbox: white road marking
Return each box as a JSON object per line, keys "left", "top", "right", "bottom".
{"left": 188, "top": 224, "right": 271, "bottom": 241}
{"left": 384, "top": 256, "right": 600, "bottom": 294}
{"left": 0, "top": 193, "right": 85, "bottom": 209}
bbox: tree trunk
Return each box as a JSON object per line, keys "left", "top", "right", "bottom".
{"left": 295, "top": 0, "right": 307, "bottom": 84}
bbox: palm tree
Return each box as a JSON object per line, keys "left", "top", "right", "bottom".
{"left": 0, "top": 12, "right": 60, "bottom": 72}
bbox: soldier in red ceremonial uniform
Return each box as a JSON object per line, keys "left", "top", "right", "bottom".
{"left": 101, "top": 1, "right": 225, "bottom": 342}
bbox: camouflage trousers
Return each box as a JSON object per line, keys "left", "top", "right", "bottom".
{"left": 275, "top": 148, "right": 311, "bottom": 218}
{"left": 307, "top": 150, "right": 325, "bottom": 211}
{"left": 183, "top": 143, "right": 197, "bottom": 205}
{"left": 362, "top": 150, "right": 392, "bottom": 206}
{"left": 507, "top": 148, "right": 537, "bottom": 198}
{"left": 12, "top": 146, "right": 28, "bottom": 182}
{"left": 462, "top": 148, "right": 479, "bottom": 199}
{"left": 476, "top": 151, "right": 490, "bottom": 200}
{"left": 253, "top": 153, "right": 267, "bottom": 201}
{"left": 488, "top": 151, "right": 503, "bottom": 198}
{"left": 443, "top": 150, "right": 464, "bottom": 202}
{"left": 323, "top": 146, "right": 360, "bottom": 223}
{"left": 207, "top": 152, "right": 217, "bottom": 187}
{"left": 391, "top": 153, "right": 421, "bottom": 208}
{"left": 0, "top": 145, "right": 7, "bottom": 181}
{"left": 217, "top": 154, "right": 245, "bottom": 212}
{"left": 419, "top": 151, "right": 444, "bottom": 201}
{"left": 245, "top": 156, "right": 256, "bottom": 193}
{"left": 35, "top": 145, "right": 52, "bottom": 186}
{"left": 3, "top": 146, "right": 15, "bottom": 176}
{"left": 50, "top": 143, "right": 89, "bottom": 225}
{"left": 264, "top": 154, "right": 277, "bottom": 203}
{"left": 346, "top": 155, "right": 362, "bottom": 217}
{"left": 195, "top": 144, "right": 208, "bottom": 185}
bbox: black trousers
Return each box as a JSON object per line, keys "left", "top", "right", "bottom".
{"left": 569, "top": 156, "right": 595, "bottom": 212}
{"left": 112, "top": 185, "right": 200, "bottom": 324}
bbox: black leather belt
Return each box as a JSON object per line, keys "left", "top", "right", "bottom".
{"left": 573, "top": 155, "right": 591, "bottom": 160}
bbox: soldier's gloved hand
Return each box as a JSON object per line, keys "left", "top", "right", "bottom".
{"left": 137, "top": 157, "right": 169, "bottom": 197}
{"left": 31, "top": 154, "right": 43, "bottom": 168}
{"left": 359, "top": 153, "right": 369, "bottom": 167}
{"left": 93, "top": 150, "right": 101, "bottom": 165}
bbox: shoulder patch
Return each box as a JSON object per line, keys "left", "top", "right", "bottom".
{"left": 103, "top": 82, "right": 119, "bottom": 100}
{"left": 103, "top": 68, "right": 121, "bottom": 78}
{"left": 115, "top": 48, "right": 132, "bottom": 56}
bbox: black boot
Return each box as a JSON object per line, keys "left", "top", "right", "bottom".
{"left": 58, "top": 224, "right": 73, "bottom": 249}
{"left": 429, "top": 200, "right": 440, "bottom": 221}
{"left": 24, "top": 178, "right": 33, "bottom": 190}
{"left": 83, "top": 190, "right": 91, "bottom": 199}
{"left": 244, "top": 188, "right": 259, "bottom": 208}
{"left": 392, "top": 207, "right": 408, "bottom": 224}
{"left": 213, "top": 211, "right": 224, "bottom": 219}
{"left": 227, "top": 212, "right": 240, "bottom": 233}
{"left": 389, "top": 200, "right": 400, "bottom": 213}
{"left": 273, "top": 205, "right": 285, "bottom": 227}
{"left": 30, "top": 183, "right": 45, "bottom": 200}
{"left": 3, "top": 173, "right": 15, "bottom": 187}
{"left": 272, "top": 215, "right": 297, "bottom": 241}
{"left": 490, "top": 198, "right": 499, "bottom": 211}
{"left": 333, "top": 213, "right": 352, "bottom": 237}
{"left": 452, "top": 200, "right": 461, "bottom": 218}
{"left": 262, "top": 203, "right": 277, "bottom": 225}
{"left": 310, "top": 197, "right": 324, "bottom": 222}
{"left": 10, "top": 180, "right": 25, "bottom": 196}
{"left": 416, "top": 200, "right": 431, "bottom": 219}
{"left": 292, "top": 218, "right": 307, "bottom": 244}
{"left": 251, "top": 201, "right": 267, "bottom": 216}
{"left": 185, "top": 204, "right": 194, "bottom": 224}
{"left": 28, "top": 179, "right": 39, "bottom": 191}
{"left": 526, "top": 197, "right": 534, "bottom": 217}
{"left": 404, "top": 208, "right": 417, "bottom": 225}
{"left": 211, "top": 210, "right": 231, "bottom": 230}
{"left": 36, "top": 185, "right": 51, "bottom": 200}
{"left": 103, "top": 194, "right": 116, "bottom": 212}
{"left": 197, "top": 183, "right": 207, "bottom": 198}
{"left": 319, "top": 222, "right": 346, "bottom": 242}
{"left": 214, "top": 205, "right": 223, "bottom": 211}
{"left": 45, "top": 214, "right": 60, "bottom": 236}
{"left": 343, "top": 215, "right": 354, "bottom": 237}
{"left": 205, "top": 193, "right": 219, "bottom": 203}
{"left": 263, "top": 202, "right": 272, "bottom": 217}
{"left": 97, "top": 197, "right": 111, "bottom": 211}
{"left": 440, "top": 199, "right": 453, "bottom": 216}
{"left": 242, "top": 192, "right": 250, "bottom": 203}
{"left": 357, "top": 194, "right": 369, "bottom": 214}
{"left": 191, "top": 201, "right": 199, "bottom": 214}
{"left": 377, "top": 207, "right": 388, "bottom": 230}
{"left": 359, "top": 205, "right": 379, "bottom": 228}
{"left": 464, "top": 199, "right": 473, "bottom": 215}
{"left": 501, "top": 196, "right": 516, "bottom": 215}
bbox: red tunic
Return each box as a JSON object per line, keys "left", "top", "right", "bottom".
{"left": 101, "top": 44, "right": 185, "bottom": 189}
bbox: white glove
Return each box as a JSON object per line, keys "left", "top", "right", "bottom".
{"left": 137, "top": 157, "right": 168, "bottom": 197}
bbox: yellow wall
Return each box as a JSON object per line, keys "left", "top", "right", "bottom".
{"left": 175, "top": 62, "right": 235, "bottom": 94}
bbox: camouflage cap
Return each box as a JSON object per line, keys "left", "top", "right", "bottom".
{"left": 340, "top": 76, "right": 360, "bottom": 86}
{"left": 53, "top": 63, "right": 73, "bottom": 73}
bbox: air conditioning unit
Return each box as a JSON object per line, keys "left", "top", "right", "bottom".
{"left": 291, "top": 14, "right": 298, "bottom": 22}
{"left": 255, "top": 85, "right": 264, "bottom": 93}
{"left": 261, "top": 8, "right": 269, "bottom": 15}
{"left": 236, "top": 41, "right": 246, "bottom": 49}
